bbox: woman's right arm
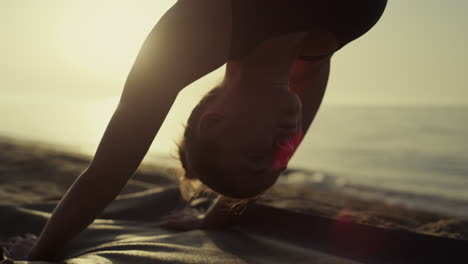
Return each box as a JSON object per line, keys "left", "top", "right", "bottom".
{"left": 27, "top": 0, "right": 232, "bottom": 261}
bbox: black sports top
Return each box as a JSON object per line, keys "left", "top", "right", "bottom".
{"left": 228, "top": 0, "right": 388, "bottom": 61}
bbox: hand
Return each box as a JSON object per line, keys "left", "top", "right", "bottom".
{"left": 0, "top": 233, "right": 38, "bottom": 261}
{"left": 160, "top": 207, "right": 205, "bottom": 231}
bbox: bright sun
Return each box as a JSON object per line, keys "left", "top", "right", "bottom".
{"left": 56, "top": 0, "right": 175, "bottom": 77}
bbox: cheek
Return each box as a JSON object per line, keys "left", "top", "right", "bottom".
{"left": 272, "top": 130, "right": 304, "bottom": 170}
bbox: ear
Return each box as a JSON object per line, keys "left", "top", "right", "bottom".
{"left": 198, "top": 112, "right": 224, "bottom": 136}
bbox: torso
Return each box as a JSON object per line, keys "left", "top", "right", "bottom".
{"left": 224, "top": 26, "right": 340, "bottom": 88}
{"left": 181, "top": 0, "right": 387, "bottom": 87}
{"left": 228, "top": 0, "right": 387, "bottom": 61}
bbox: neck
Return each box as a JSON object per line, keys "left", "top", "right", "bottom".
{"left": 222, "top": 60, "right": 292, "bottom": 91}
{"left": 222, "top": 31, "right": 309, "bottom": 92}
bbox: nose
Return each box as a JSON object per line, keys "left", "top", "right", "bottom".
{"left": 282, "top": 104, "right": 298, "bottom": 116}
{"left": 281, "top": 91, "right": 302, "bottom": 115}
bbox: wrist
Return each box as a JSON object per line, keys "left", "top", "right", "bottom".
{"left": 27, "top": 242, "right": 60, "bottom": 261}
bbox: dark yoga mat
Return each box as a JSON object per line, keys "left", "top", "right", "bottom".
{"left": 1, "top": 186, "right": 467, "bottom": 264}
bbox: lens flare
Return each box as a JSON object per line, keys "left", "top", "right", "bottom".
{"left": 272, "top": 129, "right": 304, "bottom": 170}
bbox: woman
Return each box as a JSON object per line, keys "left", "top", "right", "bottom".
{"left": 5, "top": 0, "right": 387, "bottom": 261}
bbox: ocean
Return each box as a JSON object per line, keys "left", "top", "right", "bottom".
{"left": 1, "top": 96, "right": 467, "bottom": 217}
{"left": 288, "top": 105, "right": 468, "bottom": 217}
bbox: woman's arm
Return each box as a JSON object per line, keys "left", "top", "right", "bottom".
{"left": 27, "top": 0, "right": 232, "bottom": 261}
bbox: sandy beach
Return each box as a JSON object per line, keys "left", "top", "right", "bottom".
{"left": 2, "top": 136, "right": 468, "bottom": 263}
{"left": 2, "top": 136, "right": 467, "bottom": 240}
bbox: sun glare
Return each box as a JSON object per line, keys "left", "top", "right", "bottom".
{"left": 55, "top": 1, "right": 173, "bottom": 77}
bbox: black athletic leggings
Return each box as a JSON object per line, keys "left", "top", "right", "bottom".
{"left": 228, "top": 0, "right": 388, "bottom": 61}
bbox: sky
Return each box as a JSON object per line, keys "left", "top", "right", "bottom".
{"left": 2, "top": 0, "right": 468, "bottom": 105}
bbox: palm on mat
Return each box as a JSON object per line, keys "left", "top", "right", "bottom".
{"left": 160, "top": 207, "right": 205, "bottom": 230}
{"left": 0, "top": 234, "right": 37, "bottom": 261}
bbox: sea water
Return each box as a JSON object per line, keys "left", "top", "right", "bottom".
{"left": 288, "top": 105, "right": 468, "bottom": 217}
{"left": 1, "top": 96, "right": 467, "bottom": 217}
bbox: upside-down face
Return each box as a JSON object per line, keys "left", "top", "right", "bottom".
{"left": 197, "top": 86, "right": 304, "bottom": 198}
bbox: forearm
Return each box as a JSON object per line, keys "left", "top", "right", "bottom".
{"left": 27, "top": 168, "right": 126, "bottom": 261}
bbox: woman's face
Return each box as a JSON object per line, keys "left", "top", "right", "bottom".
{"left": 199, "top": 86, "right": 304, "bottom": 196}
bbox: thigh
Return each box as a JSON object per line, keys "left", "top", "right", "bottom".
{"left": 296, "top": 30, "right": 340, "bottom": 59}
{"left": 92, "top": 0, "right": 234, "bottom": 178}
{"left": 125, "top": 0, "right": 233, "bottom": 95}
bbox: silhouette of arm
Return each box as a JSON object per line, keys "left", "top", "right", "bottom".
{"left": 289, "top": 56, "right": 331, "bottom": 136}
{"left": 27, "top": 1, "right": 231, "bottom": 261}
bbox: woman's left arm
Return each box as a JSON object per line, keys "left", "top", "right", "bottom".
{"left": 27, "top": 1, "right": 232, "bottom": 261}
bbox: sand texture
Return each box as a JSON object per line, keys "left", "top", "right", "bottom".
{"left": 1, "top": 138, "right": 468, "bottom": 263}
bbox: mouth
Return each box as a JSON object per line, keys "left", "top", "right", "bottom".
{"left": 272, "top": 130, "right": 304, "bottom": 170}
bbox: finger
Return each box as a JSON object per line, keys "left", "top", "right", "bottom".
{"left": 161, "top": 223, "right": 186, "bottom": 230}
{"left": 4, "top": 237, "right": 17, "bottom": 243}
{"left": 161, "top": 213, "right": 186, "bottom": 220}
{"left": 5, "top": 241, "right": 15, "bottom": 246}
{"left": 160, "top": 215, "right": 180, "bottom": 221}
{"left": 161, "top": 218, "right": 184, "bottom": 226}
{"left": 25, "top": 233, "right": 37, "bottom": 239}
{"left": 163, "top": 212, "right": 183, "bottom": 217}
{"left": 25, "top": 236, "right": 38, "bottom": 242}
{"left": 160, "top": 221, "right": 180, "bottom": 229}
{"left": 161, "top": 216, "right": 185, "bottom": 224}
{"left": 2, "top": 248, "right": 12, "bottom": 258}
{"left": 5, "top": 238, "right": 22, "bottom": 245}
